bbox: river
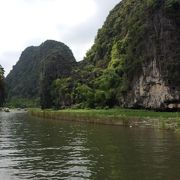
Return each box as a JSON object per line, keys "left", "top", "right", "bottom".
{"left": 0, "top": 111, "right": 180, "bottom": 180}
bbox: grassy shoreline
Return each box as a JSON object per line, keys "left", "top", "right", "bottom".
{"left": 29, "top": 108, "right": 180, "bottom": 131}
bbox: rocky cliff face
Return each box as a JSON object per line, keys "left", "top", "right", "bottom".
{"left": 84, "top": 0, "right": 180, "bottom": 110}
{"left": 121, "top": 0, "right": 180, "bottom": 110}
{"left": 123, "top": 58, "right": 180, "bottom": 109}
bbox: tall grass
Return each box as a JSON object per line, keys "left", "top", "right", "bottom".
{"left": 29, "top": 108, "right": 180, "bottom": 130}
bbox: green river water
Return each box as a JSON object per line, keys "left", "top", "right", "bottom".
{"left": 0, "top": 111, "right": 180, "bottom": 180}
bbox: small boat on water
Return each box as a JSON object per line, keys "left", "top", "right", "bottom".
{"left": 4, "top": 108, "right": 10, "bottom": 112}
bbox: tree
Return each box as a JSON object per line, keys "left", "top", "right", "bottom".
{"left": 40, "top": 52, "right": 75, "bottom": 109}
{"left": 51, "top": 78, "right": 73, "bottom": 108}
{"left": 0, "top": 65, "right": 5, "bottom": 106}
{"left": 74, "top": 83, "right": 94, "bottom": 108}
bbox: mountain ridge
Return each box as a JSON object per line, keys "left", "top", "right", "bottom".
{"left": 5, "top": 0, "right": 180, "bottom": 110}
{"left": 6, "top": 40, "right": 76, "bottom": 107}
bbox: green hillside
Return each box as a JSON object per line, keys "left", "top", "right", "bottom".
{"left": 5, "top": 0, "right": 180, "bottom": 110}
{"left": 5, "top": 40, "right": 76, "bottom": 107}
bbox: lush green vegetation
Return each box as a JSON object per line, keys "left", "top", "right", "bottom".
{"left": 31, "top": 108, "right": 180, "bottom": 119}
{"left": 30, "top": 108, "right": 180, "bottom": 130}
{"left": 5, "top": 98, "right": 39, "bottom": 108}
{"left": 0, "top": 65, "right": 5, "bottom": 106}
{"left": 47, "top": 0, "right": 180, "bottom": 110}
{"left": 40, "top": 48, "right": 76, "bottom": 109}
{"left": 5, "top": 0, "right": 180, "bottom": 110}
{"left": 5, "top": 40, "right": 76, "bottom": 108}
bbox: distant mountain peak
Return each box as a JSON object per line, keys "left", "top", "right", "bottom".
{"left": 6, "top": 40, "right": 76, "bottom": 102}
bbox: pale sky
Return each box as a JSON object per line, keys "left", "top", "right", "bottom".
{"left": 0, "top": 0, "right": 120, "bottom": 76}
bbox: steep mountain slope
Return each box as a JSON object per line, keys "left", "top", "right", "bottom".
{"left": 6, "top": 40, "right": 76, "bottom": 104}
{"left": 5, "top": 0, "right": 180, "bottom": 110}
{"left": 81, "top": 0, "right": 180, "bottom": 109}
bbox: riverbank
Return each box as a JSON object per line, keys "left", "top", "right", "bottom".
{"left": 29, "top": 108, "right": 180, "bottom": 131}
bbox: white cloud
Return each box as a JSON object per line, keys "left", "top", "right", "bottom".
{"left": 0, "top": 0, "right": 120, "bottom": 76}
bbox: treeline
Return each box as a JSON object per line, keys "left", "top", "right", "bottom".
{"left": 43, "top": 67, "right": 120, "bottom": 109}
{"left": 0, "top": 65, "right": 5, "bottom": 106}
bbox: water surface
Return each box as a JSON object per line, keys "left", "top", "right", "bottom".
{"left": 0, "top": 111, "right": 180, "bottom": 179}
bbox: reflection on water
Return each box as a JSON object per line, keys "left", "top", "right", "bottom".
{"left": 0, "top": 111, "right": 180, "bottom": 180}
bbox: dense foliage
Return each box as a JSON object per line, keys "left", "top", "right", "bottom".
{"left": 0, "top": 65, "right": 5, "bottom": 106}
{"left": 83, "top": 0, "right": 180, "bottom": 102}
{"left": 49, "top": 0, "right": 180, "bottom": 109}
{"left": 5, "top": 0, "right": 180, "bottom": 109}
{"left": 5, "top": 40, "right": 76, "bottom": 107}
{"left": 40, "top": 50, "right": 76, "bottom": 109}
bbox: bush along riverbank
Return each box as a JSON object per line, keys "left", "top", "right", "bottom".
{"left": 29, "top": 108, "right": 180, "bottom": 131}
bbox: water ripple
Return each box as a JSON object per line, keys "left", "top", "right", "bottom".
{"left": 0, "top": 111, "right": 180, "bottom": 179}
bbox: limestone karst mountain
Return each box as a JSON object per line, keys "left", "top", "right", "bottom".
{"left": 5, "top": 0, "right": 180, "bottom": 110}
{"left": 81, "top": 0, "right": 180, "bottom": 110}
{"left": 6, "top": 40, "right": 76, "bottom": 107}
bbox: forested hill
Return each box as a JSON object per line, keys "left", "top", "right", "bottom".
{"left": 5, "top": 0, "right": 180, "bottom": 110}
{"left": 0, "top": 65, "right": 5, "bottom": 106}
{"left": 5, "top": 40, "right": 76, "bottom": 107}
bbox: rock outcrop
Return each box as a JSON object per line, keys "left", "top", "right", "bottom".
{"left": 6, "top": 40, "right": 76, "bottom": 102}
{"left": 123, "top": 58, "right": 180, "bottom": 109}
{"left": 120, "top": 0, "right": 180, "bottom": 110}
{"left": 84, "top": 0, "right": 180, "bottom": 110}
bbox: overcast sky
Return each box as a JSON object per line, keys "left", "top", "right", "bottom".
{"left": 0, "top": 0, "right": 120, "bottom": 76}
